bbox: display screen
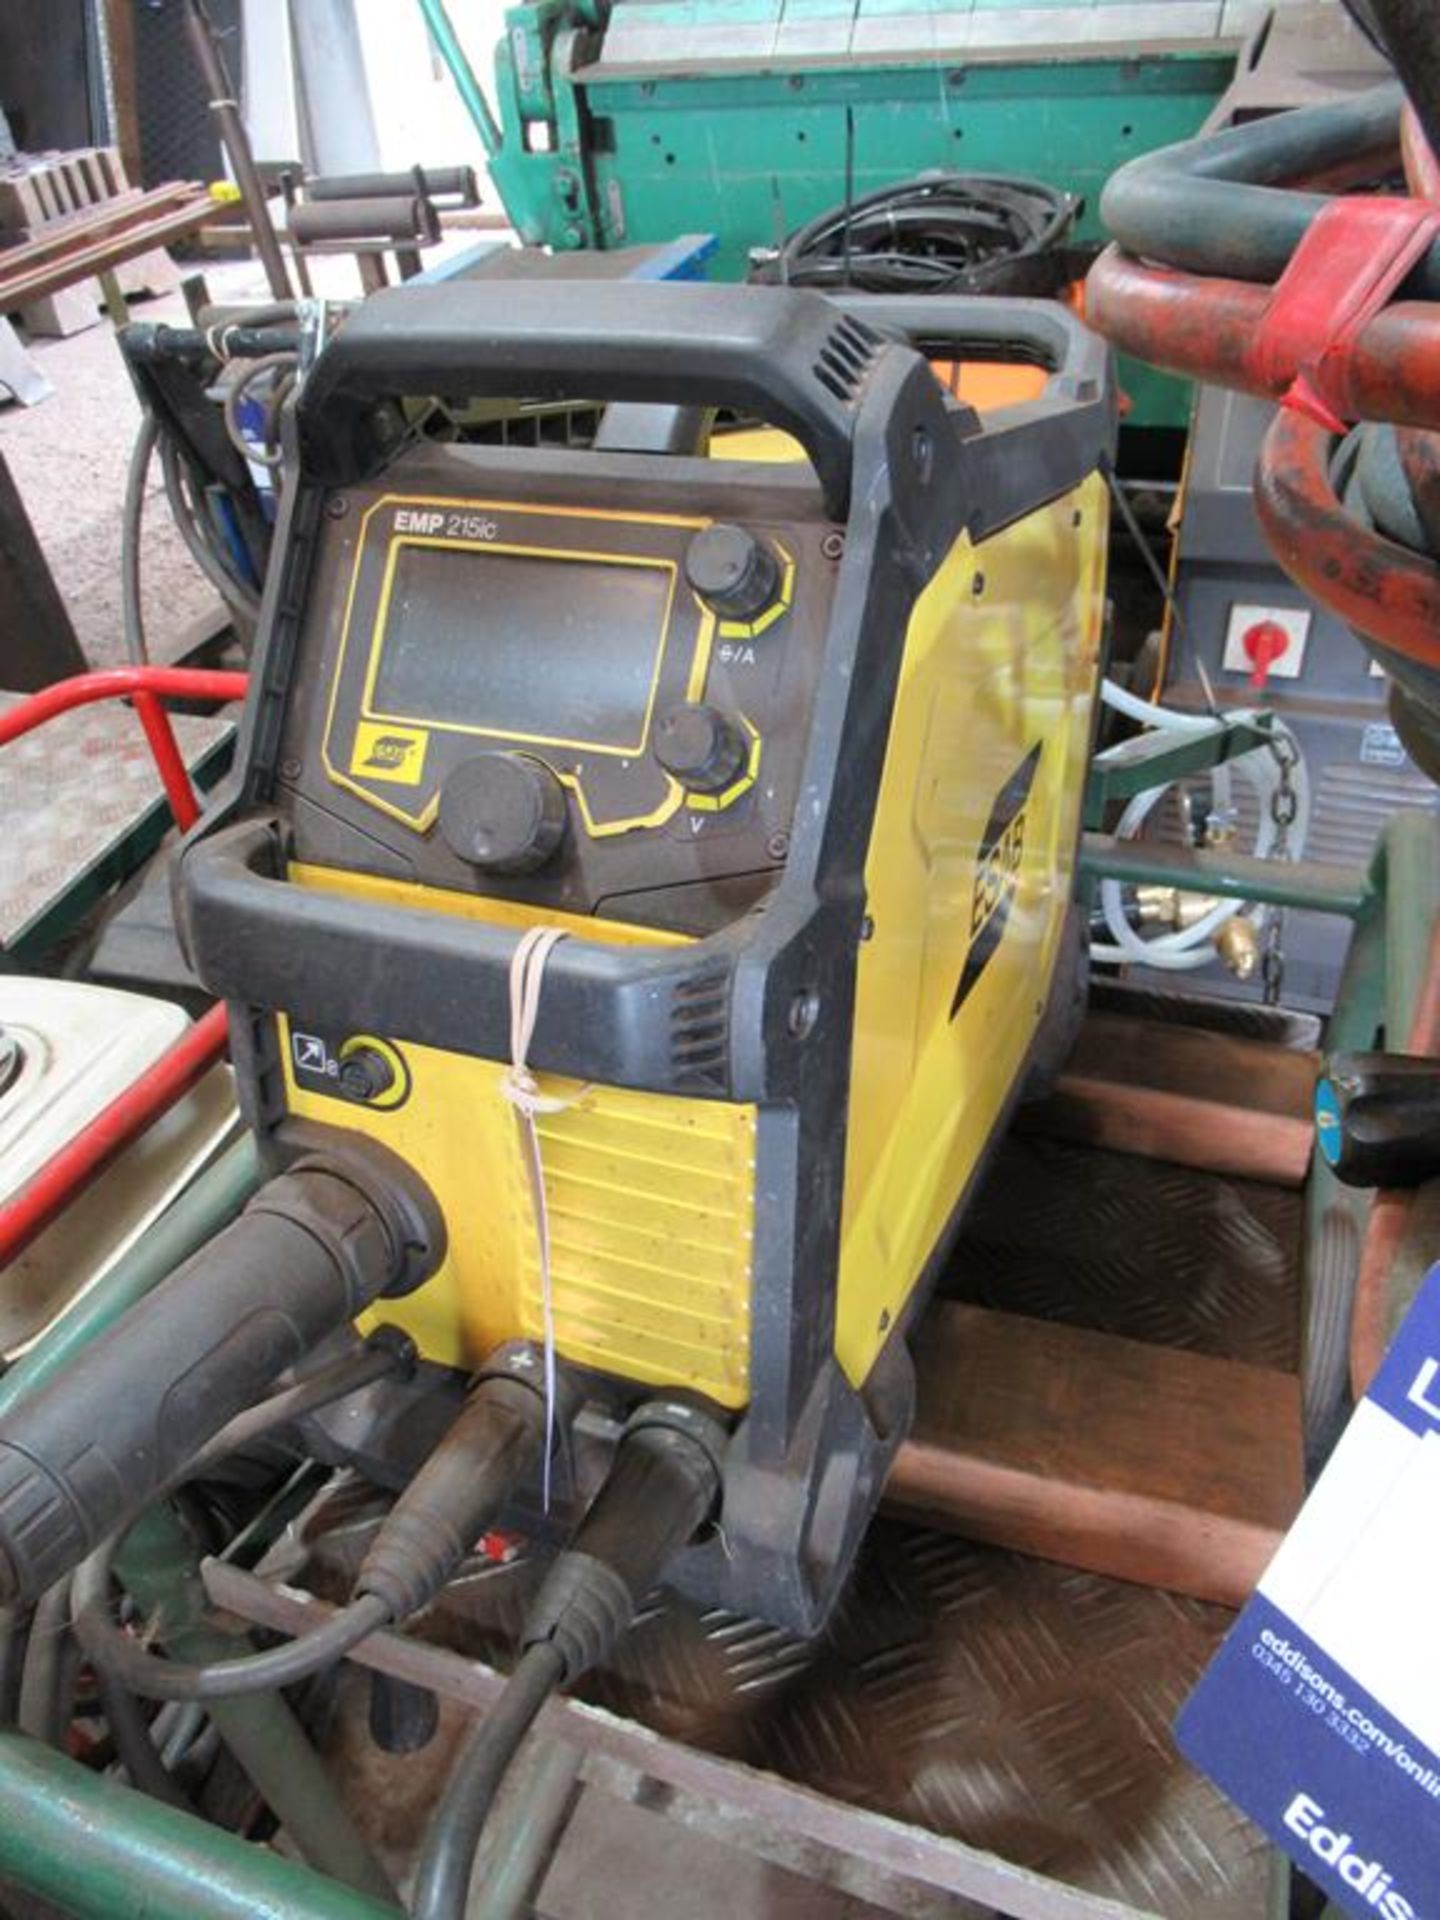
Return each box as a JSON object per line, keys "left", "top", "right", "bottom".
{"left": 370, "top": 543, "right": 672, "bottom": 750}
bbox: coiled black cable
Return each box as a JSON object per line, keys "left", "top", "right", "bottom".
{"left": 751, "top": 172, "right": 1078, "bottom": 298}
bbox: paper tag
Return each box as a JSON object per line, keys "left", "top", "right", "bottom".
{"left": 1177, "top": 1263, "right": 1440, "bottom": 1920}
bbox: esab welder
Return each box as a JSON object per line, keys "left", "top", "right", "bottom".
{"left": 0, "top": 285, "right": 1110, "bottom": 1776}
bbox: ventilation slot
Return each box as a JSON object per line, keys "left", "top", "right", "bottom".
{"left": 670, "top": 973, "right": 731, "bottom": 1089}
{"left": 813, "top": 315, "right": 882, "bottom": 403}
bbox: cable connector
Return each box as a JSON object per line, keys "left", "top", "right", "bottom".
{"left": 521, "top": 1399, "right": 726, "bottom": 1683}
{"left": 356, "top": 1342, "right": 567, "bottom": 1622}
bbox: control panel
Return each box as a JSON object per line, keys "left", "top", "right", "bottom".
{"left": 274, "top": 443, "right": 838, "bottom": 933}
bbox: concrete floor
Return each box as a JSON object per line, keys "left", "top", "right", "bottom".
{"left": 3, "top": 279, "right": 225, "bottom": 670}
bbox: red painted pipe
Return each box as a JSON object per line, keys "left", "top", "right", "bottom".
{"left": 0, "top": 668, "right": 248, "bottom": 833}
{"left": 1254, "top": 408, "right": 1440, "bottom": 670}
{"left": 1087, "top": 247, "right": 1440, "bottom": 429}
{"left": 0, "top": 1002, "right": 231, "bottom": 1269}
{"left": 0, "top": 668, "right": 248, "bottom": 745}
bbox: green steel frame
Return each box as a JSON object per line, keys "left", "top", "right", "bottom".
{"left": 420, "top": 0, "right": 1245, "bottom": 427}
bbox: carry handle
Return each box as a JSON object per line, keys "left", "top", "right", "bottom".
{"left": 297, "top": 279, "right": 897, "bottom": 517}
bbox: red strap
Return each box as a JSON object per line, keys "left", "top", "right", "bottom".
{"left": 1243, "top": 196, "right": 1440, "bottom": 428}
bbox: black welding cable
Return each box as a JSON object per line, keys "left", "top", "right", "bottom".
{"left": 1100, "top": 84, "right": 1423, "bottom": 291}
{"left": 120, "top": 412, "right": 161, "bottom": 666}
{"left": 0, "top": 1605, "right": 30, "bottom": 1726}
{"left": 15, "top": 1579, "right": 74, "bottom": 1748}
{"left": 65, "top": 1340, "right": 414, "bottom": 1703}
{"left": 72, "top": 1348, "right": 542, "bottom": 1707}
{"left": 752, "top": 172, "right": 1077, "bottom": 298}
{"left": 94, "top": 1666, "right": 193, "bottom": 1810}
{"left": 408, "top": 1642, "right": 566, "bottom": 1920}
{"left": 188, "top": 1334, "right": 411, "bottom": 1473}
{"left": 1358, "top": 0, "right": 1440, "bottom": 169}
{"left": 72, "top": 1538, "right": 392, "bottom": 1704}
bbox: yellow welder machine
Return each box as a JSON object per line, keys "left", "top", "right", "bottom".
{"left": 0, "top": 283, "right": 1111, "bottom": 1655}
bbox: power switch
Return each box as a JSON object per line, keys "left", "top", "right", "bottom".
{"left": 1243, "top": 619, "right": 1289, "bottom": 690}
{"left": 1221, "top": 602, "right": 1310, "bottom": 685}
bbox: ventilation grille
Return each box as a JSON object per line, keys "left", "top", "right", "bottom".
{"left": 813, "top": 314, "right": 883, "bottom": 403}
{"left": 669, "top": 970, "right": 731, "bottom": 1090}
{"left": 525, "top": 1090, "right": 756, "bottom": 1407}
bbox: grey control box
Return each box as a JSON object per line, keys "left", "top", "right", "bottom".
{"left": 1146, "top": 386, "right": 1435, "bottom": 1012}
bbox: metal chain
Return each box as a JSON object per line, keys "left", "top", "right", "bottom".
{"left": 1261, "top": 727, "right": 1300, "bottom": 1005}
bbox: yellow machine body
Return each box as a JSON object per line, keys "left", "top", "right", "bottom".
{"left": 281, "top": 472, "right": 1106, "bottom": 1408}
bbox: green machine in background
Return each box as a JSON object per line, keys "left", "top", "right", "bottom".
{"left": 420, "top": 0, "right": 1278, "bottom": 426}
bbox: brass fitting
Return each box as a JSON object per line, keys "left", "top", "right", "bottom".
{"left": 1135, "top": 886, "right": 1223, "bottom": 931}
{"left": 1217, "top": 915, "right": 1260, "bottom": 981}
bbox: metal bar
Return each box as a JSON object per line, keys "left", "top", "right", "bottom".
{"left": 131, "top": 690, "right": 200, "bottom": 829}
{"left": 1084, "top": 717, "right": 1275, "bottom": 827}
{"left": 181, "top": 0, "right": 293, "bottom": 302}
{"left": 206, "top": 1564, "right": 1152, "bottom": 1920}
{"left": 0, "top": 447, "right": 85, "bottom": 687}
{"left": 1078, "top": 833, "right": 1370, "bottom": 917}
{"left": 1381, "top": 810, "right": 1440, "bottom": 1053}
{"left": 0, "top": 1732, "right": 398, "bottom": 1920}
{"left": 0, "top": 1134, "right": 260, "bottom": 1419}
{"left": 0, "top": 1005, "right": 230, "bottom": 1268}
{"left": 416, "top": 0, "right": 504, "bottom": 159}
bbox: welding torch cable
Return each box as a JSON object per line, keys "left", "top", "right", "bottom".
{"left": 120, "top": 413, "right": 161, "bottom": 665}
{"left": 409, "top": 1641, "right": 566, "bottom": 1920}
{"left": 158, "top": 431, "right": 262, "bottom": 613}
{"left": 221, "top": 352, "right": 298, "bottom": 473}
{"left": 73, "top": 1540, "right": 393, "bottom": 1704}
{"left": 71, "top": 1343, "right": 555, "bottom": 1704}
{"left": 65, "top": 1338, "right": 415, "bottom": 1703}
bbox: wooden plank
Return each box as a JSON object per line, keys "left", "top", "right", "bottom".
{"left": 1019, "top": 1011, "right": 1317, "bottom": 1187}
{"left": 886, "top": 1302, "right": 1305, "bottom": 1608}
{"left": 0, "top": 194, "right": 235, "bottom": 312}
{"left": 0, "top": 186, "right": 187, "bottom": 274}
{"left": 102, "top": 0, "right": 143, "bottom": 189}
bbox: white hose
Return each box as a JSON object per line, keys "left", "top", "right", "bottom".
{"left": 1099, "top": 677, "right": 1217, "bottom": 736}
{"left": 1090, "top": 682, "right": 1311, "bottom": 971}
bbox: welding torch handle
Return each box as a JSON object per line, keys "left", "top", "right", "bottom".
{"left": 0, "top": 1154, "right": 442, "bottom": 1607}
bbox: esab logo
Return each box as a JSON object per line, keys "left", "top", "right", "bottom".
{"left": 950, "top": 742, "right": 1042, "bottom": 1019}
{"left": 350, "top": 720, "right": 429, "bottom": 787}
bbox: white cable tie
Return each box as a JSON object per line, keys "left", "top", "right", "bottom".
{"left": 499, "top": 925, "right": 586, "bottom": 1511}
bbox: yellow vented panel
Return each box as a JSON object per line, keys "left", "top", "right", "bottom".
{"left": 279, "top": 866, "right": 756, "bottom": 1408}
{"left": 522, "top": 1091, "right": 755, "bottom": 1398}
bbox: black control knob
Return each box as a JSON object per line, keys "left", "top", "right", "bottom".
{"left": 684, "top": 523, "right": 780, "bottom": 622}
{"left": 652, "top": 702, "right": 749, "bottom": 794}
{"left": 338, "top": 1046, "right": 396, "bottom": 1103}
{"left": 439, "top": 752, "right": 567, "bottom": 874}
